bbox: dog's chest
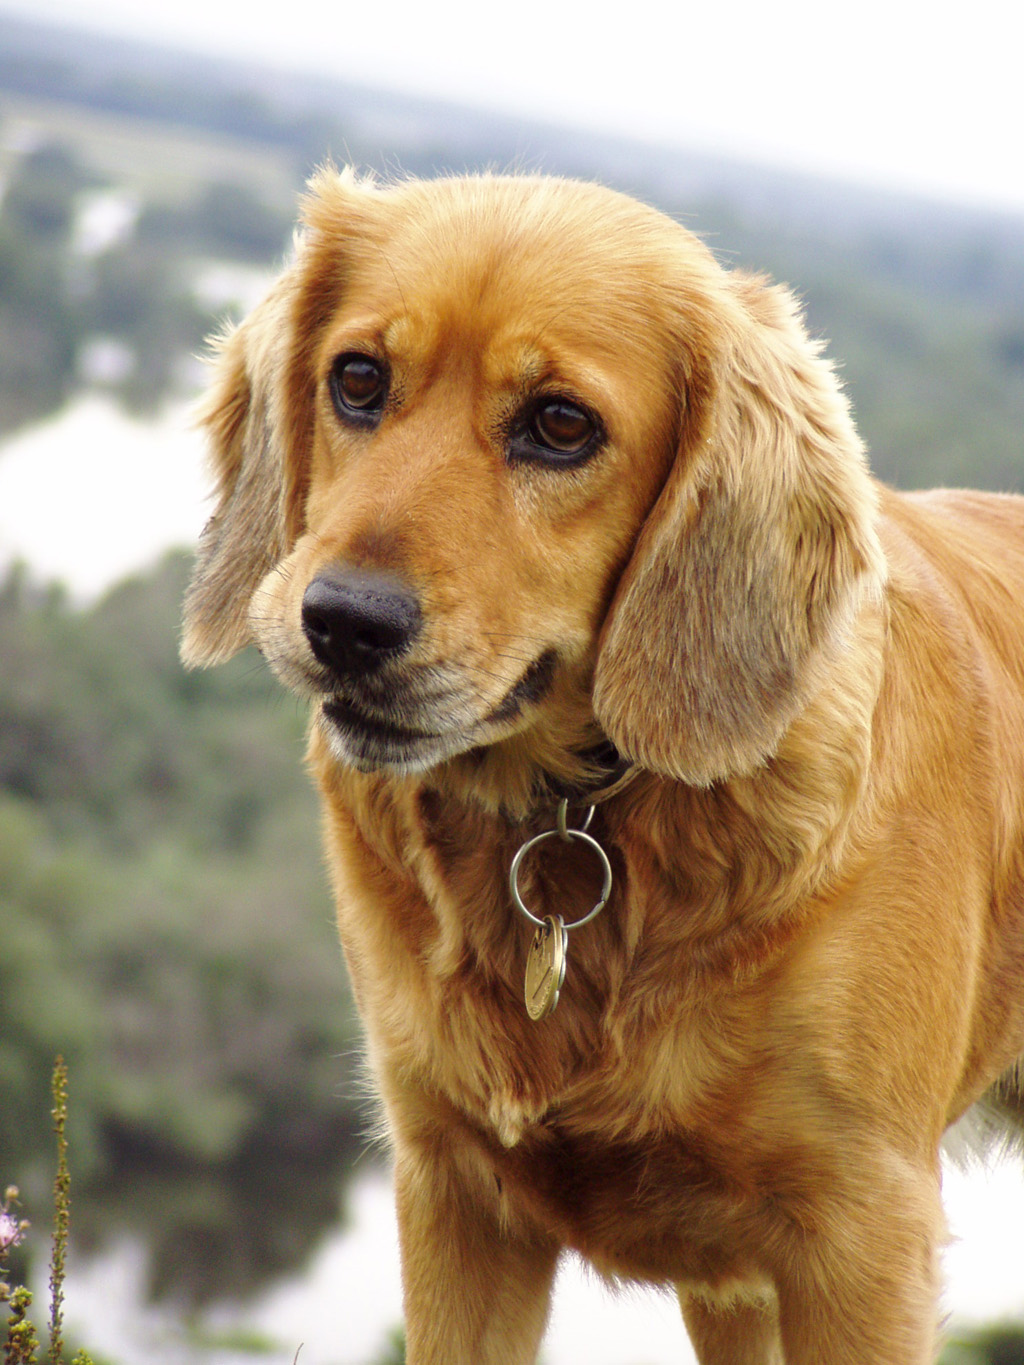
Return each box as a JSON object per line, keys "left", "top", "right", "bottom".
{"left": 420, "top": 1000, "right": 760, "bottom": 1280}
{"left": 490, "top": 1107, "right": 763, "bottom": 1283}
{"left": 339, "top": 790, "right": 710, "bottom": 1137}
{"left": 334, "top": 790, "right": 773, "bottom": 1280}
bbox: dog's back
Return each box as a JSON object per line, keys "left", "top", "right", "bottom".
{"left": 875, "top": 487, "right": 1024, "bottom": 1148}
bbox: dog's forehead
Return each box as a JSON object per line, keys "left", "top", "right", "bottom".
{"left": 330, "top": 176, "right": 698, "bottom": 375}
{"left": 379, "top": 173, "right": 669, "bottom": 263}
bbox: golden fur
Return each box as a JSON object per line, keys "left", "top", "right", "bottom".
{"left": 182, "top": 169, "right": 1024, "bottom": 1364}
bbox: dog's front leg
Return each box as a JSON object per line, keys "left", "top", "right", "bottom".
{"left": 679, "top": 1287, "right": 784, "bottom": 1365}
{"left": 768, "top": 1159, "right": 945, "bottom": 1365}
{"left": 394, "top": 1138, "right": 559, "bottom": 1365}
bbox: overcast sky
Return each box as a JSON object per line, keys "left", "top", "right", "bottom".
{"left": 5, "top": 0, "right": 1024, "bottom": 216}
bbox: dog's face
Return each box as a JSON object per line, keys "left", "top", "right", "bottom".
{"left": 252, "top": 177, "right": 690, "bottom": 778}
{"left": 183, "top": 171, "right": 884, "bottom": 794}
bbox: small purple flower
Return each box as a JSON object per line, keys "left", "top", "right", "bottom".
{"left": 0, "top": 1208, "right": 25, "bottom": 1251}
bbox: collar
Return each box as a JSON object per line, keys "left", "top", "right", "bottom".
{"left": 540, "top": 739, "right": 637, "bottom": 811}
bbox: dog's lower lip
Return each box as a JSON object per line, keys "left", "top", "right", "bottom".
{"left": 321, "top": 695, "right": 437, "bottom": 743}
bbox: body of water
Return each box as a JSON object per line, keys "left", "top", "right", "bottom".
{"left": 0, "top": 394, "right": 207, "bottom": 601}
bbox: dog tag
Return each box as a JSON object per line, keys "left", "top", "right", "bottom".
{"left": 524, "top": 915, "right": 567, "bottom": 1021}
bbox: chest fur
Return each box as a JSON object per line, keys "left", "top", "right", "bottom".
{"left": 336, "top": 811, "right": 756, "bottom": 1149}
{"left": 321, "top": 777, "right": 831, "bottom": 1287}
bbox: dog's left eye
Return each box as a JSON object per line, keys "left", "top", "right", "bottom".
{"left": 329, "top": 354, "right": 388, "bottom": 425}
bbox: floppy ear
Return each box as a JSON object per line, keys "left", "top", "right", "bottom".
{"left": 181, "top": 167, "right": 377, "bottom": 668}
{"left": 593, "top": 273, "right": 885, "bottom": 786}
{"left": 180, "top": 272, "right": 307, "bottom": 667}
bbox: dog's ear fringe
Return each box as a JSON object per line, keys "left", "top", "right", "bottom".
{"left": 593, "top": 274, "right": 886, "bottom": 787}
{"left": 180, "top": 285, "right": 299, "bottom": 668}
{"left": 180, "top": 358, "right": 290, "bottom": 666}
{"left": 180, "top": 166, "right": 378, "bottom": 670}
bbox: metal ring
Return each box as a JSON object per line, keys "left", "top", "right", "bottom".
{"left": 509, "top": 825, "right": 613, "bottom": 931}
{"left": 556, "top": 799, "right": 594, "bottom": 840}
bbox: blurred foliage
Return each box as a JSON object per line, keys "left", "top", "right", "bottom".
{"left": 941, "top": 1324, "right": 1024, "bottom": 1364}
{"left": 0, "top": 139, "right": 290, "bottom": 434}
{"left": 691, "top": 204, "right": 1024, "bottom": 492}
{"left": 366, "top": 1326, "right": 405, "bottom": 1365}
{"left": 3, "top": 143, "right": 98, "bottom": 242}
{"left": 134, "top": 182, "right": 293, "bottom": 263}
{"left": 0, "top": 145, "right": 90, "bottom": 432}
{"left": 0, "top": 556, "right": 361, "bottom": 1200}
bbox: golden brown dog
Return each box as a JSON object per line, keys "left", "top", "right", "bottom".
{"left": 182, "top": 169, "right": 1024, "bottom": 1364}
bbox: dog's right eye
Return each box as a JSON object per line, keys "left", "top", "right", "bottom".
{"left": 329, "top": 354, "right": 388, "bottom": 425}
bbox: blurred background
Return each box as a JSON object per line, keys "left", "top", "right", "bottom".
{"left": 1, "top": 2, "right": 1023, "bottom": 1362}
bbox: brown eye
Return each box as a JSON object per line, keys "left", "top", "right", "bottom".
{"left": 507, "top": 395, "right": 602, "bottom": 468}
{"left": 530, "top": 400, "right": 595, "bottom": 454}
{"left": 329, "top": 353, "right": 387, "bottom": 424}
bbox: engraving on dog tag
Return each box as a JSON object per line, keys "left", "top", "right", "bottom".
{"left": 524, "top": 915, "right": 567, "bottom": 1021}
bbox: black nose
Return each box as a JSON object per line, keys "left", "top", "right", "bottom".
{"left": 301, "top": 568, "right": 422, "bottom": 678}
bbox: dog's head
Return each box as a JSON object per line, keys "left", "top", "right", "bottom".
{"left": 182, "top": 170, "right": 883, "bottom": 795}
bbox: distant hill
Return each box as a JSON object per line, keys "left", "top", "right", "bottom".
{"left": 5, "top": 7, "right": 1024, "bottom": 242}
{"left": 1, "top": 9, "right": 1023, "bottom": 488}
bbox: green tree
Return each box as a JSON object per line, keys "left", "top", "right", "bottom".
{"left": 941, "top": 1325, "right": 1024, "bottom": 1364}
{"left": 0, "top": 144, "right": 89, "bottom": 433}
{"left": 0, "top": 557, "right": 362, "bottom": 1196}
{"left": 1, "top": 144, "right": 96, "bottom": 245}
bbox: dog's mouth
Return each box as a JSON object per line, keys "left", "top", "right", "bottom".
{"left": 316, "top": 648, "right": 560, "bottom": 774}
{"left": 321, "top": 694, "right": 442, "bottom": 755}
